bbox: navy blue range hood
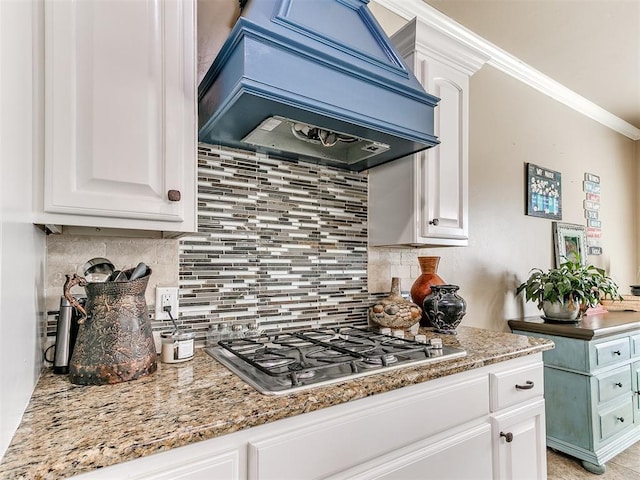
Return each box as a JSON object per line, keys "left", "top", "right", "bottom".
{"left": 198, "top": 0, "right": 439, "bottom": 172}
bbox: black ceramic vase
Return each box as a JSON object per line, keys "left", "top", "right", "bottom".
{"left": 423, "top": 285, "right": 467, "bottom": 334}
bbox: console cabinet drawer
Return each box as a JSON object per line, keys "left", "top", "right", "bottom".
{"left": 599, "top": 400, "right": 633, "bottom": 442}
{"left": 595, "top": 365, "right": 632, "bottom": 405}
{"left": 593, "top": 338, "right": 630, "bottom": 369}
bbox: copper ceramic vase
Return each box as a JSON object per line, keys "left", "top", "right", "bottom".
{"left": 410, "top": 256, "right": 445, "bottom": 327}
{"left": 368, "top": 277, "right": 422, "bottom": 330}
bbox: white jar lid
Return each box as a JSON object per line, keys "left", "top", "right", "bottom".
{"left": 161, "top": 330, "right": 195, "bottom": 341}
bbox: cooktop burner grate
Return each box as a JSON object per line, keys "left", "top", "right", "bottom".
{"left": 206, "top": 327, "right": 466, "bottom": 395}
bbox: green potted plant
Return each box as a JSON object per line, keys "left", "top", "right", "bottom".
{"left": 516, "top": 259, "right": 622, "bottom": 320}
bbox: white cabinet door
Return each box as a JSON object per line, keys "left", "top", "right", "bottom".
{"left": 491, "top": 399, "right": 547, "bottom": 480}
{"left": 416, "top": 58, "right": 468, "bottom": 243}
{"left": 368, "top": 19, "right": 486, "bottom": 247}
{"left": 41, "top": 0, "right": 196, "bottom": 233}
{"left": 327, "top": 423, "right": 493, "bottom": 480}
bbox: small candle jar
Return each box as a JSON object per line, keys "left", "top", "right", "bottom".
{"left": 414, "top": 334, "right": 427, "bottom": 344}
{"left": 160, "top": 330, "right": 195, "bottom": 363}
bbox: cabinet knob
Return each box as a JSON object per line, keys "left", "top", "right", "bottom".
{"left": 429, "top": 218, "right": 439, "bottom": 226}
{"left": 616, "top": 417, "right": 625, "bottom": 423}
{"left": 515, "top": 380, "right": 534, "bottom": 390}
{"left": 615, "top": 382, "right": 623, "bottom": 388}
{"left": 500, "top": 432, "right": 514, "bottom": 443}
{"left": 168, "top": 190, "right": 181, "bottom": 202}
{"left": 613, "top": 350, "right": 621, "bottom": 356}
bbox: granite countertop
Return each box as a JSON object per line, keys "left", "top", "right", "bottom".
{"left": 508, "top": 310, "right": 640, "bottom": 340}
{"left": 0, "top": 326, "right": 553, "bottom": 480}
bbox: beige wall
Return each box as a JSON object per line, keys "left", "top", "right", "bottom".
{"left": 369, "top": 65, "right": 638, "bottom": 331}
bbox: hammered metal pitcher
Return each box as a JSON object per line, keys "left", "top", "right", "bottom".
{"left": 63, "top": 268, "right": 157, "bottom": 385}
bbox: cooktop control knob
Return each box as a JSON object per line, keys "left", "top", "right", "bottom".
{"left": 429, "top": 338, "right": 443, "bottom": 349}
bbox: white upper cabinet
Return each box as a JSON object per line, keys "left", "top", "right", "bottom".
{"left": 36, "top": 0, "right": 196, "bottom": 235}
{"left": 368, "top": 18, "right": 488, "bottom": 247}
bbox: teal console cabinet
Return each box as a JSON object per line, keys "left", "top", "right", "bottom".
{"left": 509, "top": 312, "right": 640, "bottom": 474}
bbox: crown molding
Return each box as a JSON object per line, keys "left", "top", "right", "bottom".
{"left": 374, "top": 0, "right": 640, "bottom": 141}
{"left": 392, "top": 18, "right": 490, "bottom": 77}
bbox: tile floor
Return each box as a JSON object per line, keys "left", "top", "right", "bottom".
{"left": 547, "top": 442, "right": 640, "bottom": 479}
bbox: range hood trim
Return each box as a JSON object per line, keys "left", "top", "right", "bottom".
{"left": 271, "top": 0, "right": 409, "bottom": 78}
{"left": 199, "top": 19, "right": 438, "bottom": 107}
{"left": 201, "top": 75, "right": 440, "bottom": 147}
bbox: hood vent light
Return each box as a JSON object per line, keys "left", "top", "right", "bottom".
{"left": 242, "top": 116, "right": 390, "bottom": 165}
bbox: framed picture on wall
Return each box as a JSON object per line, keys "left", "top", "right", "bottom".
{"left": 526, "top": 163, "right": 562, "bottom": 220}
{"left": 553, "top": 222, "right": 588, "bottom": 267}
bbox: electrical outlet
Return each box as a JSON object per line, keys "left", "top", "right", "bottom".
{"left": 155, "top": 286, "right": 179, "bottom": 321}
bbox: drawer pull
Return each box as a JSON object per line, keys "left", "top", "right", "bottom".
{"left": 615, "top": 382, "right": 623, "bottom": 388}
{"left": 500, "top": 432, "right": 514, "bottom": 443}
{"left": 515, "top": 381, "right": 535, "bottom": 390}
{"left": 613, "top": 350, "right": 622, "bottom": 356}
{"left": 616, "top": 417, "right": 625, "bottom": 423}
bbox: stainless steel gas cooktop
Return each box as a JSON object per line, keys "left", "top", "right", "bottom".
{"left": 205, "top": 327, "right": 466, "bottom": 395}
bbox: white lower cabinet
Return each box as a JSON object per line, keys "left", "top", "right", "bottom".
{"left": 491, "top": 400, "right": 547, "bottom": 480}
{"left": 72, "top": 354, "right": 545, "bottom": 480}
{"left": 489, "top": 358, "right": 547, "bottom": 480}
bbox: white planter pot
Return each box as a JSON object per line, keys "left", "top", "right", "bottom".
{"left": 542, "top": 299, "right": 580, "bottom": 321}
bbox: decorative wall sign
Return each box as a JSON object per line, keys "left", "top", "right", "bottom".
{"left": 583, "top": 200, "right": 600, "bottom": 211}
{"left": 586, "top": 227, "right": 601, "bottom": 238}
{"left": 553, "top": 222, "right": 588, "bottom": 267}
{"left": 583, "top": 172, "right": 602, "bottom": 256}
{"left": 585, "top": 173, "right": 600, "bottom": 183}
{"left": 526, "top": 163, "right": 562, "bottom": 220}
{"left": 583, "top": 181, "right": 601, "bottom": 194}
{"left": 587, "top": 219, "right": 602, "bottom": 228}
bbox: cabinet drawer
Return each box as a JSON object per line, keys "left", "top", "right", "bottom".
{"left": 593, "top": 338, "right": 630, "bottom": 369}
{"left": 490, "top": 361, "right": 544, "bottom": 411}
{"left": 248, "top": 376, "right": 488, "bottom": 480}
{"left": 596, "top": 365, "right": 632, "bottom": 405}
{"left": 599, "top": 400, "right": 633, "bottom": 442}
{"left": 632, "top": 335, "right": 640, "bottom": 358}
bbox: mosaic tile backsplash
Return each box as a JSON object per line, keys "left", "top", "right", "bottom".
{"left": 178, "top": 145, "right": 372, "bottom": 344}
